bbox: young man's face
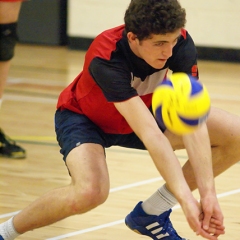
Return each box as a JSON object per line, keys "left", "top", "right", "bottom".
{"left": 128, "top": 29, "right": 181, "bottom": 69}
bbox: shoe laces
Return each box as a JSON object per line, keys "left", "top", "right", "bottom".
{"left": 156, "top": 210, "right": 182, "bottom": 239}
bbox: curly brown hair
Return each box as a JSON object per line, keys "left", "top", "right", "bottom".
{"left": 124, "top": 0, "right": 186, "bottom": 40}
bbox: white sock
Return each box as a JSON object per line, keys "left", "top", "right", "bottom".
{"left": 142, "top": 184, "right": 178, "bottom": 215}
{"left": 0, "top": 217, "right": 20, "bottom": 240}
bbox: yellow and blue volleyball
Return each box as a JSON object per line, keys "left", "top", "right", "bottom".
{"left": 152, "top": 72, "right": 211, "bottom": 135}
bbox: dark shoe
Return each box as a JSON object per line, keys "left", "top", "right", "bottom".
{"left": 0, "top": 129, "right": 26, "bottom": 159}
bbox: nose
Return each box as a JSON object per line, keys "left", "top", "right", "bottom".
{"left": 162, "top": 44, "right": 173, "bottom": 58}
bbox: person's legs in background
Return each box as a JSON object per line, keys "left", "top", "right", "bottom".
{"left": 0, "top": 0, "right": 26, "bottom": 159}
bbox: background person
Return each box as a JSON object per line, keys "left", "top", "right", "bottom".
{"left": 0, "top": 0, "right": 26, "bottom": 159}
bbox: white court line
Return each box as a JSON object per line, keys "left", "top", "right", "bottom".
{"left": 46, "top": 188, "right": 240, "bottom": 240}
{"left": 0, "top": 177, "right": 163, "bottom": 219}
{"left": 0, "top": 211, "right": 20, "bottom": 219}
{"left": 110, "top": 177, "right": 163, "bottom": 193}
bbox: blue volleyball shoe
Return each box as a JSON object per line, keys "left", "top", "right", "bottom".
{"left": 125, "top": 201, "right": 188, "bottom": 240}
{"left": 0, "top": 235, "right": 4, "bottom": 240}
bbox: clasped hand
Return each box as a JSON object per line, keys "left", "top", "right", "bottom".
{"left": 182, "top": 196, "right": 225, "bottom": 239}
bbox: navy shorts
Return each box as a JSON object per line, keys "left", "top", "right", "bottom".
{"left": 55, "top": 109, "right": 152, "bottom": 161}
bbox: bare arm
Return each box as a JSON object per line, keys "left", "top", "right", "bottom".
{"left": 183, "top": 123, "right": 214, "bottom": 197}
{"left": 183, "top": 123, "right": 224, "bottom": 236}
{"left": 115, "top": 96, "right": 224, "bottom": 239}
{"left": 114, "top": 96, "right": 193, "bottom": 202}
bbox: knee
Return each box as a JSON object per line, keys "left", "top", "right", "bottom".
{"left": 82, "top": 184, "right": 109, "bottom": 207}
{"left": 68, "top": 183, "right": 109, "bottom": 214}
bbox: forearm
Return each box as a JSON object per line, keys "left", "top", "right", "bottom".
{"left": 144, "top": 132, "right": 193, "bottom": 204}
{"left": 114, "top": 97, "right": 193, "bottom": 203}
{"left": 183, "top": 123, "right": 216, "bottom": 197}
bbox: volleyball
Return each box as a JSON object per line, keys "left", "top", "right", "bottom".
{"left": 152, "top": 72, "right": 211, "bottom": 135}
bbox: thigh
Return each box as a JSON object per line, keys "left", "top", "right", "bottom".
{"left": 55, "top": 109, "right": 110, "bottom": 191}
{"left": 164, "top": 129, "right": 184, "bottom": 150}
{"left": 0, "top": 1, "right": 22, "bottom": 23}
{"left": 164, "top": 106, "right": 240, "bottom": 150}
{"left": 66, "top": 143, "right": 110, "bottom": 193}
{"left": 205, "top": 107, "right": 240, "bottom": 146}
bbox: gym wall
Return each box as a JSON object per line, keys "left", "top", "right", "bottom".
{"left": 67, "top": 0, "right": 240, "bottom": 62}
{"left": 17, "top": 0, "right": 240, "bottom": 62}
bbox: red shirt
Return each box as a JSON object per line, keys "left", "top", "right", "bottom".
{"left": 57, "top": 25, "right": 198, "bottom": 134}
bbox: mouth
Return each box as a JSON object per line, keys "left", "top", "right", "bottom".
{"left": 158, "top": 58, "right": 167, "bottom": 61}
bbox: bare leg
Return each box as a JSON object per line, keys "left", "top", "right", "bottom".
{"left": 0, "top": 61, "right": 11, "bottom": 99}
{"left": 165, "top": 107, "right": 240, "bottom": 190}
{"left": 0, "top": 1, "right": 21, "bottom": 23}
{"left": 13, "top": 143, "right": 109, "bottom": 234}
{"left": 0, "top": 1, "right": 22, "bottom": 99}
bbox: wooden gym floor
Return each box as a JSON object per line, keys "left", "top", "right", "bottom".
{"left": 0, "top": 44, "right": 239, "bottom": 239}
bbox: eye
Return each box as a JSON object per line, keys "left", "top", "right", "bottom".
{"left": 173, "top": 39, "right": 178, "bottom": 45}
{"left": 172, "top": 38, "right": 179, "bottom": 46}
{"left": 176, "top": 36, "right": 181, "bottom": 42}
{"left": 154, "top": 42, "right": 164, "bottom": 46}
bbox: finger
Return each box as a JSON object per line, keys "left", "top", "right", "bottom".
{"left": 196, "top": 229, "right": 218, "bottom": 240}
{"left": 210, "top": 217, "right": 225, "bottom": 227}
{"left": 206, "top": 226, "right": 225, "bottom": 236}
{"left": 199, "top": 212, "right": 204, "bottom": 221}
{"left": 209, "top": 222, "right": 225, "bottom": 230}
{"left": 196, "top": 221, "right": 224, "bottom": 240}
{"left": 202, "top": 213, "right": 212, "bottom": 230}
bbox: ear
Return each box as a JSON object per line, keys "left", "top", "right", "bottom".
{"left": 127, "top": 32, "right": 138, "bottom": 44}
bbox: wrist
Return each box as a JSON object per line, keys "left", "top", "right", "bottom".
{"left": 165, "top": 184, "right": 194, "bottom": 205}
{"left": 199, "top": 185, "right": 217, "bottom": 199}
